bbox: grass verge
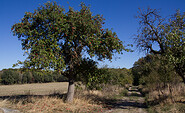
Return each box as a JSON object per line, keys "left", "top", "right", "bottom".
{"left": 143, "top": 83, "right": 185, "bottom": 113}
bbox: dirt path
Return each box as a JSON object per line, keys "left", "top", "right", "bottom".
{"left": 105, "top": 86, "right": 147, "bottom": 113}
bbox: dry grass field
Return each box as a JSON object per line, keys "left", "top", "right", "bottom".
{"left": 0, "top": 83, "right": 119, "bottom": 113}
{"left": 0, "top": 82, "right": 68, "bottom": 96}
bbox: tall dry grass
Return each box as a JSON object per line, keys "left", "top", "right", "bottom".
{"left": 143, "top": 83, "right": 185, "bottom": 113}
{"left": 146, "top": 83, "right": 185, "bottom": 104}
{"left": 0, "top": 84, "right": 123, "bottom": 113}
{"left": 0, "top": 93, "right": 107, "bottom": 113}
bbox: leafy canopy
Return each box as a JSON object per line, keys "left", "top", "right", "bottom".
{"left": 135, "top": 8, "right": 185, "bottom": 83}
{"left": 12, "top": 2, "right": 127, "bottom": 72}
{"left": 132, "top": 54, "right": 179, "bottom": 86}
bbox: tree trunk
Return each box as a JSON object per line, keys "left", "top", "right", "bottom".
{"left": 66, "top": 79, "right": 75, "bottom": 103}
{"left": 175, "top": 68, "right": 185, "bottom": 84}
{"left": 181, "top": 75, "right": 185, "bottom": 84}
{"left": 179, "top": 72, "right": 185, "bottom": 84}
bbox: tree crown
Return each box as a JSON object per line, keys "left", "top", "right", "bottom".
{"left": 12, "top": 2, "right": 127, "bottom": 72}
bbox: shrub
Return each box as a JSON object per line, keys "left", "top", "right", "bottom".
{"left": 120, "top": 89, "right": 128, "bottom": 96}
{"left": 74, "top": 58, "right": 109, "bottom": 90}
{"left": 105, "top": 68, "right": 133, "bottom": 86}
{"left": 1, "top": 70, "right": 20, "bottom": 85}
{"left": 52, "top": 72, "right": 68, "bottom": 82}
{"left": 74, "top": 58, "right": 133, "bottom": 90}
{"left": 32, "top": 71, "right": 44, "bottom": 83}
{"left": 81, "top": 68, "right": 108, "bottom": 90}
{"left": 14, "top": 71, "right": 21, "bottom": 84}
{"left": 22, "top": 71, "right": 33, "bottom": 83}
{"left": 44, "top": 73, "right": 54, "bottom": 83}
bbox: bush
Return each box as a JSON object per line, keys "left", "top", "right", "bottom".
{"left": 120, "top": 89, "right": 128, "bottom": 96}
{"left": 44, "top": 73, "right": 54, "bottom": 83}
{"left": 74, "top": 58, "right": 109, "bottom": 90}
{"left": 52, "top": 72, "right": 68, "bottom": 82}
{"left": 132, "top": 54, "right": 182, "bottom": 86}
{"left": 32, "top": 71, "right": 44, "bottom": 83}
{"left": 1, "top": 70, "right": 20, "bottom": 85}
{"left": 73, "top": 58, "right": 133, "bottom": 90}
{"left": 22, "top": 71, "right": 33, "bottom": 83}
{"left": 81, "top": 68, "right": 108, "bottom": 90}
{"left": 14, "top": 71, "right": 21, "bottom": 84}
{"left": 105, "top": 68, "right": 133, "bottom": 86}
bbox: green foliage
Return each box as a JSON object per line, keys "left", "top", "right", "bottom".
{"left": 0, "top": 68, "right": 67, "bottom": 85}
{"left": 84, "top": 69, "right": 108, "bottom": 90}
{"left": 120, "top": 89, "right": 128, "bottom": 96}
{"left": 105, "top": 68, "right": 133, "bottom": 86}
{"left": 132, "top": 55, "right": 153, "bottom": 85}
{"left": 43, "top": 73, "right": 54, "bottom": 83}
{"left": 73, "top": 58, "right": 133, "bottom": 90}
{"left": 11, "top": 2, "right": 130, "bottom": 102}
{"left": 1, "top": 70, "right": 20, "bottom": 85}
{"left": 164, "top": 10, "right": 185, "bottom": 66}
{"left": 74, "top": 58, "right": 107, "bottom": 90}
{"left": 22, "top": 71, "right": 33, "bottom": 83}
{"left": 132, "top": 54, "right": 181, "bottom": 87}
{"left": 11, "top": 1, "right": 128, "bottom": 83}
{"left": 51, "top": 71, "right": 68, "bottom": 82}
{"left": 32, "top": 71, "right": 44, "bottom": 83}
{"left": 136, "top": 8, "right": 185, "bottom": 83}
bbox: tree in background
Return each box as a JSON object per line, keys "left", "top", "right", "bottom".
{"left": 132, "top": 55, "right": 153, "bottom": 86}
{"left": 22, "top": 71, "right": 33, "bottom": 84}
{"left": 11, "top": 2, "right": 128, "bottom": 102}
{"left": 135, "top": 8, "right": 185, "bottom": 83}
{"left": 1, "top": 70, "right": 20, "bottom": 85}
{"left": 105, "top": 68, "right": 133, "bottom": 86}
{"left": 132, "top": 54, "right": 181, "bottom": 87}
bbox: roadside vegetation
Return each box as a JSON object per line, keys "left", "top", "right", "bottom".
{"left": 131, "top": 7, "right": 185, "bottom": 113}
{"left": 132, "top": 54, "right": 185, "bottom": 112}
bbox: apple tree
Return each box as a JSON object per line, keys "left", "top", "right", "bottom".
{"left": 11, "top": 2, "right": 128, "bottom": 102}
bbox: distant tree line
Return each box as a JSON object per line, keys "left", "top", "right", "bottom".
{"left": 0, "top": 69, "right": 67, "bottom": 85}
{"left": 0, "top": 65, "right": 133, "bottom": 88}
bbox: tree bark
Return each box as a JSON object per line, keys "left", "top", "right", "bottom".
{"left": 177, "top": 70, "right": 185, "bottom": 84}
{"left": 175, "top": 66, "right": 185, "bottom": 84}
{"left": 66, "top": 79, "right": 75, "bottom": 103}
{"left": 181, "top": 75, "right": 185, "bottom": 84}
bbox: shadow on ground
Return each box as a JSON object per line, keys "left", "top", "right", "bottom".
{"left": 101, "top": 97, "right": 147, "bottom": 109}
{"left": 84, "top": 92, "right": 147, "bottom": 110}
{"left": 0, "top": 92, "right": 66, "bottom": 104}
{"left": 0, "top": 88, "right": 148, "bottom": 110}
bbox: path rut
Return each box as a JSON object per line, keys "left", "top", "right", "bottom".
{"left": 105, "top": 86, "right": 147, "bottom": 113}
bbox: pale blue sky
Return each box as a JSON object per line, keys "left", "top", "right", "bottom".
{"left": 1, "top": 0, "right": 185, "bottom": 70}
